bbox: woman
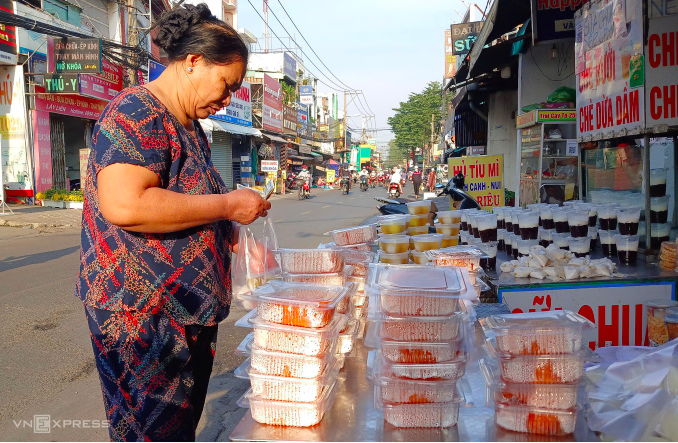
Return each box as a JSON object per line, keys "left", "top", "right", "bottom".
{"left": 427, "top": 168, "right": 437, "bottom": 192}
{"left": 411, "top": 166, "right": 423, "bottom": 200}
{"left": 75, "top": 4, "right": 270, "bottom": 441}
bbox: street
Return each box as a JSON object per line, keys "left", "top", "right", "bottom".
{"left": 0, "top": 186, "right": 386, "bottom": 441}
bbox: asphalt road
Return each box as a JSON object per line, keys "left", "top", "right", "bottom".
{"left": 0, "top": 185, "right": 386, "bottom": 441}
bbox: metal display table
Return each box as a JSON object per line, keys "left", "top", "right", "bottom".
{"left": 230, "top": 305, "right": 599, "bottom": 442}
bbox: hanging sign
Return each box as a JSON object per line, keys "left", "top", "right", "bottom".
{"left": 261, "top": 160, "right": 279, "bottom": 172}
{"left": 214, "top": 81, "right": 252, "bottom": 126}
{"left": 645, "top": 13, "right": 678, "bottom": 131}
{"left": 43, "top": 73, "right": 79, "bottom": 94}
{"left": 48, "top": 38, "right": 102, "bottom": 74}
{"left": 262, "top": 74, "right": 283, "bottom": 132}
{"left": 448, "top": 154, "right": 504, "bottom": 209}
{"left": 450, "top": 22, "right": 483, "bottom": 56}
{"left": 78, "top": 59, "right": 124, "bottom": 101}
{"left": 531, "top": 0, "right": 587, "bottom": 44}
{"left": 575, "top": 0, "right": 645, "bottom": 141}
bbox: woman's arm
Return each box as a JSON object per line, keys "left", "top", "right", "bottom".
{"left": 97, "top": 163, "right": 271, "bottom": 233}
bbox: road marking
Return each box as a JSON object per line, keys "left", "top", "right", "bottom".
{"left": 276, "top": 219, "right": 285, "bottom": 223}
{"left": 350, "top": 197, "right": 355, "bottom": 200}
{"left": 322, "top": 205, "right": 330, "bottom": 209}
{"left": 301, "top": 211, "right": 311, "bottom": 215}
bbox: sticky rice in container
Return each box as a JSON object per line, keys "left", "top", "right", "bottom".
{"left": 366, "top": 264, "right": 476, "bottom": 317}
{"left": 425, "top": 247, "right": 484, "bottom": 271}
{"left": 369, "top": 350, "right": 466, "bottom": 381}
{"left": 240, "top": 281, "right": 351, "bottom": 328}
{"left": 238, "top": 381, "right": 339, "bottom": 427}
{"left": 329, "top": 224, "right": 378, "bottom": 246}
{"left": 371, "top": 313, "right": 464, "bottom": 342}
{"left": 373, "top": 377, "right": 462, "bottom": 405}
{"left": 276, "top": 248, "right": 344, "bottom": 274}
{"left": 337, "top": 318, "right": 360, "bottom": 355}
{"left": 380, "top": 337, "right": 464, "bottom": 363}
{"left": 249, "top": 347, "right": 337, "bottom": 379}
{"left": 281, "top": 266, "right": 352, "bottom": 286}
{"left": 479, "top": 310, "right": 593, "bottom": 355}
{"left": 251, "top": 313, "right": 347, "bottom": 357}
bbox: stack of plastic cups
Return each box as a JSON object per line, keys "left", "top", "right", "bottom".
{"left": 436, "top": 210, "right": 462, "bottom": 248}
{"left": 482, "top": 310, "right": 594, "bottom": 436}
{"left": 552, "top": 208, "right": 570, "bottom": 234}
{"left": 235, "top": 269, "right": 354, "bottom": 427}
{"left": 365, "top": 264, "right": 477, "bottom": 428}
{"left": 510, "top": 210, "right": 522, "bottom": 237}
{"left": 377, "top": 215, "right": 410, "bottom": 265}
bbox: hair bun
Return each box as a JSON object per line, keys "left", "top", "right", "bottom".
{"left": 154, "top": 3, "right": 216, "bottom": 52}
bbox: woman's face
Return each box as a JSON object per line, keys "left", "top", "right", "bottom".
{"left": 183, "top": 55, "right": 247, "bottom": 120}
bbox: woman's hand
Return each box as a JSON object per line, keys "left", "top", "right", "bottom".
{"left": 224, "top": 189, "right": 271, "bottom": 225}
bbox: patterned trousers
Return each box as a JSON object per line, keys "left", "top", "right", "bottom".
{"left": 85, "top": 305, "right": 218, "bottom": 441}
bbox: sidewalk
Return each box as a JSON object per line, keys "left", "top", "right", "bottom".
{"left": 0, "top": 205, "right": 83, "bottom": 229}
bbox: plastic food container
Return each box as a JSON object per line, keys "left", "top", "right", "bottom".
{"left": 490, "top": 346, "right": 587, "bottom": 384}
{"left": 646, "top": 299, "right": 678, "bottom": 346}
{"left": 380, "top": 216, "right": 409, "bottom": 234}
{"left": 375, "top": 314, "right": 463, "bottom": 341}
{"left": 382, "top": 401, "right": 461, "bottom": 428}
{"left": 435, "top": 223, "right": 461, "bottom": 237}
{"left": 373, "top": 352, "right": 467, "bottom": 381}
{"left": 437, "top": 210, "right": 462, "bottom": 225}
{"left": 411, "top": 234, "right": 444, "bottom": 252}
{"left": 408, "top": 214, "right": 429, "bottom": 227}
{"left": 426, "top": 248, "right": 483, "bottom": 271}
{"left": 410, "top": 250, "right": 431, "bottom": 265}
{"left": 277, "top": 249, "right": 344, "bottom": 274}
{"left": 246, "top": 271, "right": 278, "bottom": 292}
{"left": 380, "top": 338, "right": 464, "bottom": 363}
{"left": 352, "top": 291, "right": 367, "bottom": 308}
{"left": 441, "top": 236, "right": 459, "bottom": 248}
{"left": 375, "top": 378, "right": 461, "bottom": 404}
{"left": 251, "top": 313, "right": 347, "bottom": 356}
{"left": 348, "top": 275, "right": 366, "bottom": 293}
{"left": 329, "top": 224, "right": 378, "bottom": 246}
{"left": 239, "top": 381, "right": 339, "bottom": 427}
{"left": 379, "top": 251, "right": 410, "bottom": 265}
{"left": 337, "top": 318, "right": 360, "bottom": 355}
{"left": 282, "top": 269, "right": 350, "bottom": 286}
{"left": 495, "top": 403, "right": 577, "bottom": 435}
{"left": 367, "top": 265, "right": 474, "bottom": 316}
{"left": 480, "top": 310, "right": 593, "bottom": 355}
{"left": 241, "top": 282, "right": 351, "bottom": 328}
{"left": 379, "top": 235, "right": 410, "bottom": 254}
{"left": 406, "top": 200, "right": 432, "bottom": 215}
{"left": 249, "top": 346, "right": 337, "bottom": 379}
{"left": 407, "top": 225, "right": 429, "bottom": 236}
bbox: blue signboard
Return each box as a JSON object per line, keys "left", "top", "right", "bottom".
{"left": 283, "top": 52, "right": 297, "bottom": 80}
{"left": 148, "top": 60, "right": 166, "bottom": 82}
{"left": 299, "top": 85, "right": 312, "bottom": 95}
{"left": 531, "top": 0, "right": 583, "bottom": 44}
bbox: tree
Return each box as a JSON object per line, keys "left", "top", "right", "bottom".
{"left": 387, "top": 81, "right": 444, "bottom": 163}
{"left": 385, "top": 139, "right": 406, "bottom": 169}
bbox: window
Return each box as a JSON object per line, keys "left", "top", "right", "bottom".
{"left": 43, "top": 0, "right": 81, "bottom": 27}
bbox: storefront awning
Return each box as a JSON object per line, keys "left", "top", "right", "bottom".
{"left": 469, "top": 36, "right": 523, "bottom": 77}
{"left": 202, "top": 118, "right": 262, "bottom": 136}
{"left": 309, "top": 151, "right": 323, "bottom": 158}
{"left": 288, "top": 154, "right": 314, "bottom": 160}
{"left": 265, "top": 133, "right": 296, "bottom": 144}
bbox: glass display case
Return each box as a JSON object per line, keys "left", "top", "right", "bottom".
{"left": 517, "top": 110, "right": 581, "bottom": 206}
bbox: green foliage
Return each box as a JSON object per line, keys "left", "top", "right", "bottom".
{"left": 41, "top": 188, "right": 84, "bottom": 202}
{"left": 281, "top": 82, "right": 296, "bottom": 105}
{"left": 504, "top": 188, "right": 515, "bottom": 205}
{"left": 387, "top": 81, "right": 444, "bottom": 163}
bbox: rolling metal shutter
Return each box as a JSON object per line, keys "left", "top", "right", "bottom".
{"left": 210, "top": 132, "right": 233, "bottom": 189}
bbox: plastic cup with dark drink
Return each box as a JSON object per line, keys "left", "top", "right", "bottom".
{"left": 553, "top": 208, "right": 570, "bottom": 234}
{"left": 504, "top": 232, "right": 513, "bottom": 255}
{"left": 599, "top": 230, "right": 618, "bottom": 257}
{"left": 598, "top": 205, "right": 618, "bottom": 230}
{"left": 650, "top": 168, "right": 667, "bottom": 197}
{"left": 567, "top": 211, "right": 589, "bottom": 238}
{"left": 469, "top": 214, "right": 481, "bottom": 238}
{"left": 517, "top": 239, "right": 539, "bottom": 258}
{"left": 567, "top": 236, "right": 592, "bottom": 258}
{"left": 510, "top": 210, "right": 522, "bottom": 236}
{"left": 504, "top": 209, "right": 514, "bottom": 234}
{"left": 518, "top": 211, "right": 540, "bottom": 240}
{"left": 616, "top": 234, "right": 640, "bottom": 265}
{"left": 539, "top": 207, "right": 554, "bottom": 230}
{"left": 511, "top": 234, "right": 521, "bottom": 259}
{"left": 494, "top": 207, "right": 506, "bottom": 230}
{"left": 576, "top": 203, "right": 598, "bottom": 227}
{"left": 477, "top": 214, "right": 498, "bottom": 242}
{"left": 650, "top": 196, "right": 670, "bottom": 224}
{"left": 650, "top": 223, "right": 672, "bottom": 250}
{"left": 539, "top": 228, "right": 554, "bottom": 248}
{"left": 479, "top": 241, "right": 498, "bottom": 271}
{"left": 460, "top": 232, "right": 468, "bottom": 245}
{"left": 617, "top": 207, "right": 641, "bottom": 235}
{"left": 588, "top": 227, "right": 598, "bottom": 251}
{"left": 461, "top": 212, "right": 469, "bottom": 233}
{"left": 498, "top": 229, "right": 507, "bottom": 251}
{"left": 552, "top": 233, "right": 570, "bottom": 250}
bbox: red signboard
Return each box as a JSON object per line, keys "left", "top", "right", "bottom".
{"left": 262, "top": 74, "right": 282, "bottom": 132}
{"left": 78, "top": 58, "right": 124, "bottom": 101}
{"left": 35, "top": 86, "right": 107, "bottom": 120}
{"left": 32, "top": 110, "right": 53, "bottom": 193}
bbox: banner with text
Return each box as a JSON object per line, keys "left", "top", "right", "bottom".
{"left": 645, "top": 12, "right": 678, "bottom": 130}
{"left": 448, "top": 154, "right": 504, "bottom": 209}
{"left": 262, "top": 74, "right": 283, "bottom": 132}
{"left": 575, "top": 0, "right": 645, "bottom": 140}
{"left": 214, "top": 81, "right": 252, "bottom": 127}
{"left": 444, "top": 29, "right": 457, "bottom": 79}
{"left": 500, "top": 281, "right": 675, "bottom": 348}
{"left": 532, "top": 0, "right": 586, "bottom": 44}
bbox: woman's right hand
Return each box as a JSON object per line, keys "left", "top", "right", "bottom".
{"left": 225, "top": 188, "right": 271, "bottom": 225}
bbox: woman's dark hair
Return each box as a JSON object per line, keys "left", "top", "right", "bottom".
{"left": 153, "top": 3, "right": 248, "bottom": 66}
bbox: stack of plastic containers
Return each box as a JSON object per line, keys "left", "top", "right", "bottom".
{"left": 480, "top": 311, "right": 594, "bottom": 436}
{"left": 364, "top": 264, "right": 477, "bottom": 428}
{"left": 234, "top": 281, "right": 353, "bottom": 427}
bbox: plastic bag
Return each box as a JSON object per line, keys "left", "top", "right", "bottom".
{"left": 232, "top": 218, "right": 280, "bottom": 300}
{"left": 547, "top": 86, "right": 576, "bottom": 104}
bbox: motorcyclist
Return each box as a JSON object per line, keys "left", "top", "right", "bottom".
{"left": 297, "top": 165, "right": 311, "bottom": 195}
{"left": 389, "top": 167, "right": 403, "bottom": 195}
{"left": 340, "top": 168, "right": 352, "bottom": 192}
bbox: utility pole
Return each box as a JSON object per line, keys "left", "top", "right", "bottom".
{"left": 127, "top": 0, "right": 139, "bottom": 85}
{"left": 263, "top": 0, "right": 270, "bottom": 53}
{"left": 427, "top": 113, "right": 435, "bottom": 171}
{"left": 343, "top": 90, "right": 347, "bottom": 158}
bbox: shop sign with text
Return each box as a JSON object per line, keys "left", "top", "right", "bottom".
{"left": 450, "top": 22, "right": 483, "bottom": 56}
{"left": 500, "top": 281, "right": 675, "bottom": 349}
{"left": 214, "top": 81, "right": 252, "bottom": 126}
{"left": 0, "top": 65, "right": 31, "bottom": 190}
{"left": 645, "top": 13, "right": 678, "bottom": 130}
{"left": 444, "top": 29, "right": 457, "bottom": 79}
{"left": 531, "top": 0, "right": 587, "bottom": 44}
{"left": 79, "top": 59, "right": 124, "bottom": 101}
{"left": 448, "top": 154, "right": 504, "bottom": 209}
{"left": 32, "top": 110, "right": 52, "bottom": 193}
{"left": 44, "top": 73, "right": 79, "bottom": 94}
{"left": 262, "top": 74, "right": 282, "bottom": 132}
{"left": 283, "top": 105, "right": 297, "bottom": 135}
{"left": 48, "top": 38, "right": 102, "bottom": 74}
{"left": 0, "top": 0, "right": 17, "bottom": 65}
{"left": 35, "top": 86, "right": 106, "bottom": 120}
{"left": 261, "top": 160, "right": 279, "bottom": 172}
{"left": 283, "top": 52, "right": 297, "bottom": 80}
{"left": 299, "top": 85, "right": 313, "bottom": 105}
{"left": 575, "top": 0, "right": 645, "bottom": 140}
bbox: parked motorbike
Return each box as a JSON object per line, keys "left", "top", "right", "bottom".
{"left": 388, "top": 182, "right": 401, "bottom": 199}
{"left": 341, "top": 177, "right": 350, "bottom": 195}
{"left": 297, "top": 179, "right": 310, "bottom": 200}
{"left": 360, "top": 176, "right": 369, "bottom": 192}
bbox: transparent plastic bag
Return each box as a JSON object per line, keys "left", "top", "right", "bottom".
{"left": 232, "top": 218, "right": 280, "bottom": 300}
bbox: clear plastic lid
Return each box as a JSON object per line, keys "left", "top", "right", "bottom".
{"left": 327, "top": 224, "right": 378, "bottom": 246}
{"left": 373, "top": 381, "right": 464, "bottom": 408}
{"left": 281, "top": 267, "right": 352, "bottom": 286}
{"left": 366, "top": 264, "right": 470, "bottom": 296}
{"left": 495, "top": 402, "right": 577, "bottom": 435}
{"left": 235, "top": 355, "right": 341, "bottom": 384}
{"left": 241, "top": 281, "right": 351, "bottom": 309}
{"left": 275, "top": 248, "right": 345, "bottom": 274}
{"left": 250, "top": 312, "right": 348, "bottom": 338}
{"left": 480, "top": 310, "right": 594, "bottom": 337}
{"left": 367, "top": 350, "right": 466, "bottom": 381}
{"left": 379, "top": 337, "right": 465, "bottom": 364}
{"left": 379, "top": 234, "right": 410, "bottom": 244}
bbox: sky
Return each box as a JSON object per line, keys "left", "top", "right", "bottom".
{"left": 236, "top": 0, "right": 484, "bottom": 146}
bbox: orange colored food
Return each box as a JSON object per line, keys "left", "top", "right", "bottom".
{"left": 535, "top": 361, "right": 562, "bottom": 384}
{"left": 398, "top": 349, "right": 436, "bottom": 363}
{"left": 527, "top": 412, "right": 562, "bottom": 434}
{"left": 407, "top": 393, "right": 433, "bottom": 404}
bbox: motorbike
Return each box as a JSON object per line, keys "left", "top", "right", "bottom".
{"left": 370, "top": 177, "right": 377, "bottom": 188}
{"left": 376, "top": 173, "right": 481, "bottom": 216}
{"left": 360, "top": 176, "right": 369, "bottom": 192}
{"left": 388, "top": 182, "right": 401, "bottom": 199}
{"left": 340, "top": 177, "right": 350, "bottom": 195}
{"left": 286, "top": 173, "right": 298, "bottom": 191}
{"left": 297, "top": 178, "right": 310, "bottom": 200}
